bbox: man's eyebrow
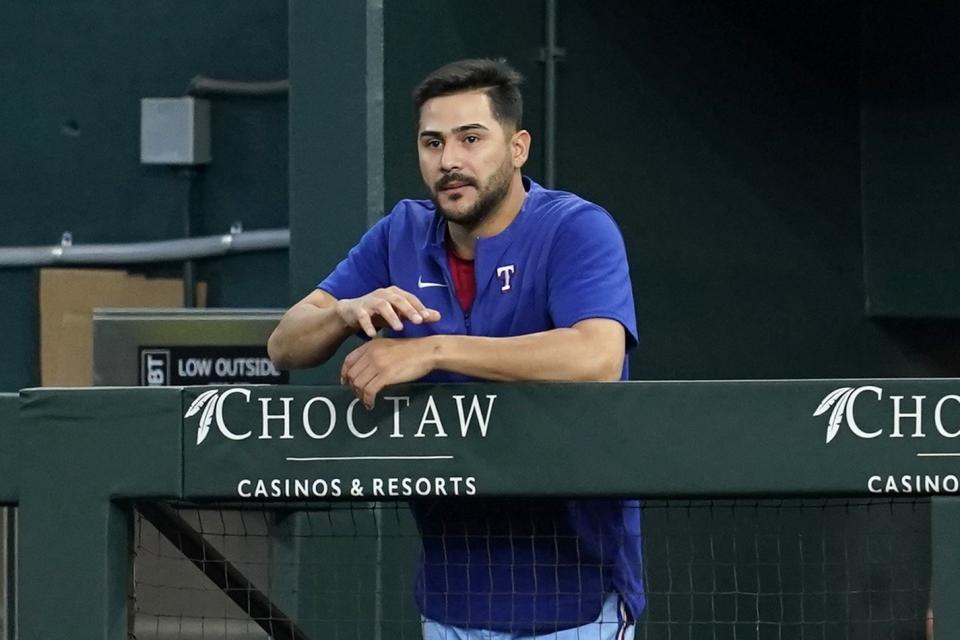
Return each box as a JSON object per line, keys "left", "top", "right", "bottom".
{"left": 418, "top": 123, "right": 490, "bottom": 138}
{"left": 452, "top": 123, "right": 489, "bottom": 134}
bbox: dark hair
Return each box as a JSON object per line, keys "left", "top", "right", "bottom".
{"left": 413, "top": 58, "right": 524, "bottom": 130}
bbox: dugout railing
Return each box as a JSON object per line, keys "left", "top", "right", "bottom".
{"left": 1, "top": 382, "right": 959, "bottom": 639}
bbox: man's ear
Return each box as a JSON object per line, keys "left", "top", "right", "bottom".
{"left": 511, "top": 129, "right": 531, "bottom": 168}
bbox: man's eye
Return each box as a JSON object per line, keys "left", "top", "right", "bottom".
{"left": 465, "top": 135, "right": 479, "bottom": 144}
{"left": 426, "top": 139, "right": 442, "bottom": 148}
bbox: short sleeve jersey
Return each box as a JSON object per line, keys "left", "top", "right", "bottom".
{"left": 318, "top": 177, "right": 644, "bottom": 632}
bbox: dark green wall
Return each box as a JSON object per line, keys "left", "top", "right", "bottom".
{"left": 378, "top": 1, "right": 959, "bottom": 380}
{"left": 861, "top": 3, "right": 960, "bottom": 318}
{"left": 383, "top": 0, "right": 546, "bottom": 205}
{"left": 5, "top": 1, "right": 960, "bottom": 393}
{"left": 558, "top": 1, "right": 873, "bottom": 380}
{"left": 0, "top": 1, "right": 289, "bottom": 392}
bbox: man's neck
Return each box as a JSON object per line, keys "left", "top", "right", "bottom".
{"left": 447, "top": 173, "right": 526, "bottom": 259}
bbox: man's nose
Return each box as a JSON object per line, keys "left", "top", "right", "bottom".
{"left": 440, "top": 143, "right": 463, "bottom": 172}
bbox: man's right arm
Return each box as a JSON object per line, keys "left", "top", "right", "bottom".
{"left": 267, "top": 289, "right": 353, "bottom": 370}
{"left": 268, "top": 287, "right": 441, "bottom": 370}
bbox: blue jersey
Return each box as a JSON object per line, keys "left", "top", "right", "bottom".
{"left": 319, "top": 177, "right": 644, "bottom": 632}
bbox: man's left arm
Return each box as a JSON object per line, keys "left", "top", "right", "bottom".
{"left": 341, "top": 319, "right": 625, "bottom": 408}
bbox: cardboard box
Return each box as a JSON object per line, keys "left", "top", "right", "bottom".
{"left": 39, "top": 269, "right": 206, "bottom": 386}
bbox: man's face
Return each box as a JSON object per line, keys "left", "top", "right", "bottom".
{"left": 417, "top": 91, "right": 517, "bottom": 230}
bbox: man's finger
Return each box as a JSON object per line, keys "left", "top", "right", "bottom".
{"left": 342, "top": 342, "right": 366, "bottom": 370}
{"left": 350, "top": 362, "right": 380, "bottom": 404}
{"left": 363, "top": 373, "right": 388, "bottom": 410}
{"left": 355, "top": 308, "right": 378, "bottom": 338}
{"left": 400, "top": 290, "right": 431, "bottom": 316}
{"left": 399, "top": 292, "right": 441, "bottom": 323}
{"left": 385, "top": 289, "right": 440, "bottom": 324}
{"left": 374, "top": 299, "right": 405, "bottom": 332}
{"left": 341, "top": 345, "right": 371, "bottom": 385}
{"left": 388, "top": 294, "right": 426, "bottom": 325}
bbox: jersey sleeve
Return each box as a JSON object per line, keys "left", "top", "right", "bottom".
{"left": 546, "top": 206, "right": 639, "bottom": 348}
{"left": 316, "top": 213, "right": 391, "bottom": 300}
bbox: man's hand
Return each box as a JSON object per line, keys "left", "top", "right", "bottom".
{"left": 341, "top": 337, "right": 439, "bottom": 408}
{"left": 337, "top": 286, "right": 441, "bottom": 338}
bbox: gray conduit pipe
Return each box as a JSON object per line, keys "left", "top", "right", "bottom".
{"left": 187, "top": 76, "right": 289, "bottom": 97}
{"left": 0, "top": 229, "right": 289, "bottom": 268}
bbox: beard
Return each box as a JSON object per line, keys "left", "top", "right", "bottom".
{"left": 428, "top": 154, "right": 514, "bottom": 231}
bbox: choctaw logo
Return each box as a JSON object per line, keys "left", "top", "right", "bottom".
{"left": 813, "top": 386, "right": 872, "bottom": 444}
{"left": 814, "top": 386, "right": 960, "bottom": 444}
{"left": 184, "top": 388, "right": 232, "bottom": 445}
{"left": 185, "top": 388, "right": 498, "bottom": 446}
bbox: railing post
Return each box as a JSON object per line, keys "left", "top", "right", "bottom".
{"left": 17, "top": 499, "right": 132, "bottom": 640}
{"left": 16, "top": 388, "right": 182, "bottom": 640}
{"left": 931, "top": 496, "right": 960, "bottom": 638}
{"left": 0, "top": 394, "right": 19, "bottom": 504}
{"left": 1, "top": 394, "right": 20, "bottom": 640}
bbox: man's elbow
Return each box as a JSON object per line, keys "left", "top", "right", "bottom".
{"left": 268, "top": 326, "right": 309, "bottom": 371}
{"left": 570, "top": 347, "right": 623, "bottom": 382}
{"left": 569, "top": 321, "right": 626, "bottom": 381}
{"left": 268, "top": 324, "right": 335, "bottom": 370}
{"left": 267, "top": 329, "right": 291, "bottom": 370}
{"left": 591, "top": 351, "right": 625, "bottom": 381}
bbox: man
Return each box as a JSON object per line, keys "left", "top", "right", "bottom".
{"left": 269, "top": 58, "right": 642, "bottom": 640}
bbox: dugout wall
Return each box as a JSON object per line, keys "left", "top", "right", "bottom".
{"left": 3, "top": 382, "right": 960, "bottom": 638}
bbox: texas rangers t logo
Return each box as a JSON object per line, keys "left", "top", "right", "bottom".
{"left": 496, "top": 265, "right": 516, "bottom": 292}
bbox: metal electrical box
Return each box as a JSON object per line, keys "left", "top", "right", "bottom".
{"left": 93, "top": 308, "right": 287, "bottom": 386}
{"left": 140, "top": 97, "right": 211, "bottom": 165}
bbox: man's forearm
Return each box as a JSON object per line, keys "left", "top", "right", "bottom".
{"left": 427, "top": 320, "right": 625, "bottom": 382}
{"left": 338, "top": 318, "right": 626, "bottom": 407}
{"left": 267, "top": 301, "right": 353, "bottom": 370}
{"left": 271, "top": 286, "right": 443, "bottom": 371}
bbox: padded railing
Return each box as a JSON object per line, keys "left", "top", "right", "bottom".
{"left": 1, "top": 381, "right": 959, "bottom": 638}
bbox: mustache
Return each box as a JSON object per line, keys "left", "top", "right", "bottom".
{"left": 435, "top": 173, "right": 478, "bottom": 191}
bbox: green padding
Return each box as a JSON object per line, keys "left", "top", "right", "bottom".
{"left": 6, "top": 382, "right": 956, "bottom": 638}
{"left": 19, "top": 387, "right": 183, "bottom": 498}
{"left": 183, "top": 380, "right": 960, "bottom": 499}
{"left": 0, "top": 393, "right": 18, "bottom": 502}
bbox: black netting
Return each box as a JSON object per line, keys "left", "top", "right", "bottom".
{"left": 130, "top": 498, "right": 931, "bottom": 640}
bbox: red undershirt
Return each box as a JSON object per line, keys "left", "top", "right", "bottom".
{"left": 446, "top": 247, "right": 475, "bottom": 313}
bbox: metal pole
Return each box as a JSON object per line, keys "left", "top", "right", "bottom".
{"left": 0, "top": 230, "right": 290, "bottom": 268}
{"left": 366, "top": 0, "right": 385, "bottom": 231}
{"left": 187, "top": 76, "right": 289, "bottom": 98}
{"left": 365, "top": 1, "right": 386, "bottom": 632}
{"left": 542, "top": 0, "right": 564, "bottom": 189}
{"left": 180, "top": 168, "right": 200, "bottom": 308}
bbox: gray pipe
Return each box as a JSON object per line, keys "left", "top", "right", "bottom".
{"left": 0, "top": 229, "right": 289, "bottom": 268}
{"left": 187, "top": 76, "right": 290, "bottom": 98}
